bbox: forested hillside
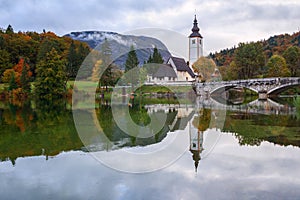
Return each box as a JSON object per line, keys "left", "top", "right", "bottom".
{"left": 209, "top": 31, "right": 300, "bottom": 80}
{"left": 0, "top": 25, "right": 90, "bottom": 83}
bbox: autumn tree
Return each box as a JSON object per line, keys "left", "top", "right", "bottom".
{"left": 35, "top": 49, "right": 67, "bottom": 99}
{"left": 283, "top": 46, "right": 300, "bottom": 76}
{"left": 192, "top": 57, "right": 218, "bottom": 82}
{"left": 1, "top": 69, "right": 14, "bottom": 83}
{"left": 266, "top": 55, "right": 291, "bottom": 77}
{"left": 91, "top": 59, "right": 103, "bottom": 83}
{"left": 12, "top": 58, "right": 32, "bottom": 86}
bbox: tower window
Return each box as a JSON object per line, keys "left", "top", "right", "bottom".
{"left": 192, "top": 39, "right": 195, "bottom": 44}
{"left": 199, "top": 40, "right": 202, "bottom": 45}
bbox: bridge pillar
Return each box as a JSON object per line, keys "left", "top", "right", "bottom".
{"left": 258, "top": 92, "right": 268, "bottom": 100}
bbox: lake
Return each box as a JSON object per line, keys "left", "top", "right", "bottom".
{"left": 0, "top": 96, "right": 300, "bottom": 200}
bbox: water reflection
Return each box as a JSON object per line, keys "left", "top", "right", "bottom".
{"left": 0, "top": 96, "right": 299, "bottom": 170}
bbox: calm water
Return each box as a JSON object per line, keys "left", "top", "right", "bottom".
{"left": 0, "top": 97, "right": 300, "bottom": 200}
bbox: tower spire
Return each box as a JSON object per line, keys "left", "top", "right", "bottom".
{"left": 190, "top": 15, "right": 202, "bottom": 38}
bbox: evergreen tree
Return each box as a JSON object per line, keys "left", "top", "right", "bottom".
{"left": 147, "top": 47, "right": 164, "bottom": 64}
{"left": 66, "top": 41, "right": 78, "bottom": 79}
{"left": 152, "top": 47, "right": 164, "bottom": 63}
{"left": 35, "top": 48, "right": 67, "bottom": 99}
{"left": 125, "top": 45, "right": 139, "bottom": 72}
{"left": 5, "top": 24, "right": 14, "bottom": 34}
{"left": 125, "top": 45, "right": 139, "bottom": 88}
{"left": 8, "top": 72, "right": 18, "bottom": 91}
{"left": 99, "top": 38, "right": 114, "bottom": 91}
{"left": 20, "top": 59, "right": 31, "bottom": 92}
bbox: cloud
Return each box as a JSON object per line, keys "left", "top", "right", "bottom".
{"left": 0, "top": 0, "right": 300, "bottom": 53}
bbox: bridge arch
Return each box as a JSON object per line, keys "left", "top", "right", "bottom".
{"left": 210, "top": 85, "right": 258, "bottom": 96}
{"left": 268, "top": 82, "right": 300, "bottom": 96}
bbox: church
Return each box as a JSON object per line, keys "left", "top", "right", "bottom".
{"left": 146, "top": 15, "right": 203, "bottom": 84}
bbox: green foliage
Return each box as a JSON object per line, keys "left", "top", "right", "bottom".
{"left": 125, "top": 45, "right": 139, "bottom": 72}
{"left": 34, "top": 49, "right": 67, "bottom": 99}
{"left": 20, "top": 59, "right": 31, "bottom": 92}
{"left": 8, "top": 72, "right": 18, "bottom": 91}
{"left": 234, "top": 42, "right": 265, "bottom": 79}
{"left": 266, "top": 55, "right": 291, "bottom": 77}
{"left": 147, "top": 47, "right": 164, "bottom": 64}
{"left": 283, "top": 46, "right": 300, "bottom": 76}
{"left": 0, "top": 29, "right": 90, "bottom": 85}
{"left": 0, "top": 49, "right": 11, "bottom": 77}
{"left": 211, "top": 31, "right": 300, "bottom": 78}
{"left": 294, "top": 96, "right": 300, "bottom": 120}
{"left": 125, "top": 45, "right": 139, "bottom": 88}
{"left": 66, "top": 41, "right": 78, "bottom": 78}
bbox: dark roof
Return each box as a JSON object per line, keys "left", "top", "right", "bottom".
{"left": 151, "top": 64, "right": 177, "bottom": 78}
{"left": 170, "top": 110, "right": 195, "bottom": 131}
{"left": 189, "top": 15, "right": 203, "bottom": 38}
{"left": 169, "top": 56, "right": 195, "bottom": 78}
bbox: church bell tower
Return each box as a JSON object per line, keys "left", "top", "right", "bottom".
{"left": 189, "top": 15, "right": 203, "bottom": 66}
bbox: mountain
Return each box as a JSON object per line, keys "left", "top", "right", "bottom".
{"left": 210, "top": 31, "right": 300, "bottom": 67}
{"left": 64, "top": 31, "right": 171, "bottom": 69}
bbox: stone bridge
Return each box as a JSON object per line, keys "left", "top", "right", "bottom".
{"left": 193, "top": 77, "right": 300, "bottom": 99}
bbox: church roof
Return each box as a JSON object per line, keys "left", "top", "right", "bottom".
{"left": 150, "top": 64, "right": 177, "bottom": 78}
{"left": 169, "top": 56, "right": 195, "bottom": 78}
{"left": 189, "top": 15, "right": 203, "bottom": 38}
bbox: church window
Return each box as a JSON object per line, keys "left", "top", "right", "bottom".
{"left": 192, "top": 39, "right": 195, "bottom": 44}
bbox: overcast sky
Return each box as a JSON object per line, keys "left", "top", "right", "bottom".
{"left": 1, "top": 0, "right": 300, "bottom": 54}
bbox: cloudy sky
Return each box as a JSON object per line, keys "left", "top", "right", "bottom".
{"left": 1, "top": 0, "right": 300, "bottom": 54}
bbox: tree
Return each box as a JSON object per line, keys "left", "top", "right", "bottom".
{"left": 125, "top": 45, "right": 139, "bottom": 88}
{"left": 13, "top": 58, "right": 32, "bottom": 86}
{"left": 100, "top": 38, "right": 114, "bottom": 91}
{"left": 35, "top": 48, "right": 67, "bottom": 99}
{"left": 192, "top": 57, "right": 218, "bottom": 82}
{"left": 66, "top": 41, "right": 78, "bottom": 79}
{"left": 219, "top": 61, "right": 239, "bottom": 81}
{"left": 5, "top": 24, "right": 14, "bottom": 34}
{"left": 266, "top": 55, "right": 291, "bottom": 77}
{"left": 1, "top": 69, "right": 14, "bottom": 83}
{"left": 91, "top": 59, "right": 103, "bottom": 83}
{"left": 283, "top": 46, "right": 300, "bottom": 76}
{"left": 148, "top": 47, "right": 164, "bottom": 64}
{"left": 234, "top": 42, "right": 265, "bottom": 79}
{"left": 0, "top": 49, "right": 11, "bottom": 77}
{"left": 20, "top": 59, "right": 31, "bottom": 92}
{"left": 8, "top": 72, "right": 18, "bottom": 91}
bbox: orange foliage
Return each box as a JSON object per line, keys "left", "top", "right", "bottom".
{"left": 12, "top": 58, "right": 32, "bottom": 86}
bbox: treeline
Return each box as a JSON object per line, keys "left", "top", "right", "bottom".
{"left": 0, "top": 25, "right": 90, "bottom": 99}
{"left": 210, "top": 31, "right": 300, "bottom": 80}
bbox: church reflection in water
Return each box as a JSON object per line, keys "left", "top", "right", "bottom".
{"left": 87, "top": 101, "right": 217, "bottom": 172}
